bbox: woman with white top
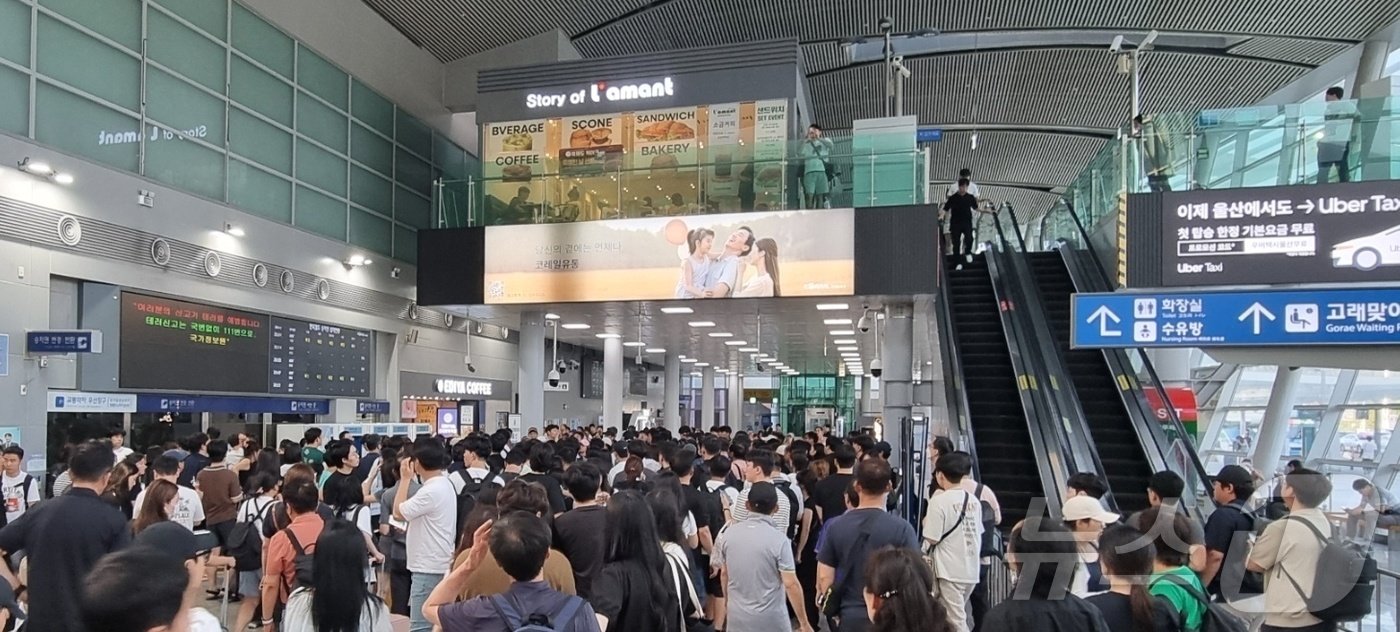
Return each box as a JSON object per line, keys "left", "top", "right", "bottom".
{"left": 232, "top": 473, "right": 279, "bottom": 632}
{"left": 675, "top": 228, "right": 714, "bottom": 298}
{"left": 734, "top": 237, "right": 780, "bottom": 297}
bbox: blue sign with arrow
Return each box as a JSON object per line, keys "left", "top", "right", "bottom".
{"left": 1072, "top": 288, "right": 1400, "bottom": 348}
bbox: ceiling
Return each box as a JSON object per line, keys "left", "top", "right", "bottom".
{"left": 358, "top": 0, "right": 1397, "bottom": 219}
{"left": 439, "top": 296, "right": 940, "bottom": 378}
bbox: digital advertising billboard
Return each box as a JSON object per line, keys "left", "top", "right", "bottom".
{"left": 482, "top": 208, "right": 855, "bottom": 304}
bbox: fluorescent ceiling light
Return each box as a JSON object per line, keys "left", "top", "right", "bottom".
{"left": 545, "top": 313, "right": 561, "bottom": 320}
{"left": 837, "top": 346, "right": 859, "bottom": 352}
{"left": 645, "top": 348, "right": 666, "bottom": 353}
{"left": 623, "top": 341, "right": 646, "bottom": 347}
{"left": 823, "top": 318, "right": 852, "bottom": 325}
{"left": 724, "top": 340, "right": 747, "bottom": 346}
{"left": 681, "top": 358, "right": 698, "bottom": 363}
{"left": 833, "top": 339, "right": 858, "bottom": 345}
{"left": 707, "top": 332, "right": 733, "bottom": 338}
{"left": 595, "top": 333, "right": 621, "bottom": 339}
{"left": 561, "top": 323, "right": 590, "bottom": 330}
{"left": 689, "top": 321, "right": 716, "bottom": 328}
{"left": 223, "top": 223, "right": 245, "bottom": 237}
{"left": 692, "top": 371, "right": 704, "bottom": 376}
{"left": 738, "top": 347, "right": 758, "bottom": 352}
{"left": 53, "top": 172, "right": 74, "bottom": 185}
{"left": 695, "top": 362, "right": 710, "bottom": 367}
{"left": 754, "top": 354, "right": 771, "bottom": 360}
{"left": 661, "top": 306, "right": 694, "bottom": 314}
{"left": 840, "top": 352, "right": 861, "bottom": 358}
{"left": 816, "top": 303, "right": 849, "bottom": 311}
{"left": 830, "top": 330, "right": 856, "bottom": 336}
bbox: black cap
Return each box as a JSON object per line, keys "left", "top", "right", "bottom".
{"left": 1213, "top": 464, "right": 1254, "bottom": 490}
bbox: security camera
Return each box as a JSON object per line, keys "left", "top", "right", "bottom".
{"left": 1109, "top": 35, "right": 1124, "bottom": 54}
{"left": 755, "top": 361, "right": 766, "bottom": 372}
{"left": 548, "top": 369, "right": 561, "bottom": 388}
{"left": 467, "top": 363, "right": 477, "bottom": 373}
{"left": 890, "top": 56, "right": 911, "bottom": 79}
{"left": 878, "top": 17, "right": 893, "bottom": 33}
{"left": 555, "top": 360, "right": 569, "bottom": 375}
{"left": 857, "top": 313, "right": 872, "bottom": 334}
{"left": 869, "top": 357, "right": 883, "bottom": 378}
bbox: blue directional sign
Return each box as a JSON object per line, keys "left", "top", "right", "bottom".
{"left": 0, "top": 334, "right": 8, "bottom": 377}
{"left": 1072, "top": 288, "right": 1400, "bottom": 348}
{"left": 26, "top": 330, "right": 102, "bottom": 354}
{"left": 916, "top": 128, "right": 943, "bottom": 143}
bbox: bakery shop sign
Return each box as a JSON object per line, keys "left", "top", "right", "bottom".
{"left": 525, "top": 77, "right": 676, "bottom": 109}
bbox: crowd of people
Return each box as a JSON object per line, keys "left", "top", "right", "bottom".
{"left": 0, "top": 422, "right": 1365, "bottom": 632}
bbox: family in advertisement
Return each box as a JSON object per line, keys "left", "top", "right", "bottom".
{"left": 674, "top": 223, "right": 781, "bottom": 298}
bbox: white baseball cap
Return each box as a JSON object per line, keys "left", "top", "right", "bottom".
{"left": 1062, "top": 495, "right": 1120, "bottom": 524}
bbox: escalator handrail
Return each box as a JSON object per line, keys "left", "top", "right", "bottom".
{"left": 994, "top": 212, "right": 1120, "bottom": 513}
{"left": 1060, "top": 200, "right": 1216, "bottom": 499}
{"left": 936, "top": 250, "right": 982, "bottom": 483}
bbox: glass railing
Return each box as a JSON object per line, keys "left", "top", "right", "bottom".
{"left": 1042, "top": 95, "right": 1400, "bottom": 247}
{"left": 434, "top": 132, "right": 931, "bottom": 228}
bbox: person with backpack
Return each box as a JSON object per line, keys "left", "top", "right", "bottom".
{"left": 451, "top": 435, "right": 506, "bottom": 532}
{"left": 1200, "top": 465, "right": 1264, "bottom": 626}
{"left": 426, "top": 512, "right": 600, "bottom": 632}
{"left": 731, "top": 449, "right": 792, "bottom": 535}
{"left": 1248, "top": 467, "right": 1354, "bottom": 632}
{"left": 325, "top": 462, "right": 386, "bottom": 585}
{"left": 1, "top": 446, "right": 39, "bottom": 527}
{"left": 230, "top": 473, "right": 278, "bottom": 632}
{"left": 922, "top": 452, "right": 983, "bottom": 632}
{"left": 282, "top": 519, "right": 391, "bottom": 631}
{"left": 1141, "top": 506, "right": 1209, "bottom": 632}
{"left": 1087, "top": 525, "right": 1182, "bottom": 632}
{"left": 1127, "top": 471, "right": 1207, "bottom": 573}
{"left": 816, "top": 459, "right": 920, "bottom": 632}
{"left": 259, "top": 478, "right": 325, "bottom": 631}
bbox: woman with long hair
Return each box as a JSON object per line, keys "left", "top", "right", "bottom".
{"left": 982, "top": 520, "right": 1111, "bottom": 631}
{"left": 101, "top": 456, "right": 145, "bottom": 519}
{"left": 612, "top": 456, "right": 651, "bottom": 493}
{"left": 1087, "top": 525, "right": 1181, "bottom": 632}
{"left": 592, "top": 490, "right": 680, "bottom": 632}
{"left": 795, "top": 463, "right": 825, "bottom": 628}
{"left": 863, "top": 547, "right": 955, "bottom": 632}
{"left": 282, "top": 519, "right": 390, "bottom": 631}
{"left": 735, "top": 237, "right": 780, "bottom": 297}
{"left": 132, "top": 479, "right": 179, "bottom": 534}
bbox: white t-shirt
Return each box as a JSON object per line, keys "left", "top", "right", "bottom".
{"left": 399, "top": 475, "right": 456, "bottom": 574}
{"left": 945, "top": 181, "right": 981, "bottom": 198}
{"left": 2, "top": 472, "right": 40, "bottom": 522}
{"left": 705, "top": 480, "right": 740, "bottom": 511}
{"left": 237, "top": 496, "right": 275, "bottom": 535}
{"left": 921, "top": 488, "right": 982, "bottom": 584}
{"left": 113, "top": 446, "right": 134, "bottom": 464}
{"left": 339, "top": 505, "right": 373, "bottom": 535}
{"left": 135, "top": 484, "right": 205, "bottom": 531}
{"left": 448, "top": 467, "right": 506, "bottom": 494}
{"left": 1361, "top": 440, "right": 1378, "bottom": 460}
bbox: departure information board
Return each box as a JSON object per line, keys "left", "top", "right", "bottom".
{"left": 268, "top": 316, "right": 372, "bottom": 396}
{"left": 119, "top": 292, "right": 270, "bottom": 393}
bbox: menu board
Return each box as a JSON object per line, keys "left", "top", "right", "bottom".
{"left": 633, "top": 106, "right": 699, "bottom": 171}
{"left": 706, "top": 103, "right": 742, "bottom": 198}
{"left": 119, "top": 292, "right": 270, "bottom": 393}
{"left": 268, "top": 316, "right": 372, "bottom": 396}
{"left": 483, "top": 119, "right": 549, "bottom": 183}
{"left": 752, "top": 100, "right": 789, "bottom": 203}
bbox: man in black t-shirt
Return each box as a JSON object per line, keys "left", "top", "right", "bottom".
{"left": 811, "top": 444, "right": 857, "bottom": 523}
{"left": 1202, "top": 465, "right": 1259, "bottom": 601}
{"left": 554, "top": 463, "right": 607, "bottom": 599}
{"left": 942, "top": 178, "right": 979, "bottom": 266}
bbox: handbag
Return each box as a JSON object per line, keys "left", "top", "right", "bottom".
{"left": 923, "top": 491, "right": 970, "bottom": 566}
{"left": 666, "top": 548, "right": 714, "bottom": 632}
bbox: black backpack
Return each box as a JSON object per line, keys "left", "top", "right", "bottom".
{"left": 708, "top": 483, "right": 733, "bottom": 524}
{"left": 1278, "top": 515, "right": 1376, "bottom": 622}
{"left": 772, "top": 479, "right": 801, "bottom": 542}
{"left": 972, "top": 484, "right": 1002, "bottom": 558}
{"left": 284, "top": 528, "right": 316, "bottom": 591}
{"left": 226, "top": 499, "right": 273, "bottom": 571}
{"left": 0, "top": 475, "right": 34, "bottom": 525}
{"left": 1214, "top": 503, "right": 1266, "bottom": 595}
{"left": 490, "top": 594, "right": 586, "bottom": 632}
{"left": 1150, "top": 572, "right": 1248, "bottom": 632}
{"left": 455, "top": 470, "right": 501, "bottom": 541}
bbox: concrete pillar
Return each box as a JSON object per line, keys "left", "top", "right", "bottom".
{"left": 1250, "top": 366, "right": 1302, "bottom": 473}
{"left": 663, "top": 353, "right": 681, "bottom": 433}
{"left": 727, "top": 372, "right": 743, "bottom": 429}
{"left": 859, "top": 376, "right": 872, "bottom": 416}
{"left": 1353, "top": 40, "right": 1390, "bottom": 92}
{"left": 603, "top": 336, "right": 623, "bottom": 430}
{"left": 881, "top": 304, "right": 914, "bottom": 460}
{"left": 701, "top": 367, "right": 716, "bottom": 431}
{"left": 517, "top": 312, "right": 546, "bottom": 428}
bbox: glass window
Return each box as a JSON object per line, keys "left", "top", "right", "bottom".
{"left": 295, "top": 137, "right": 346, "bottom": 196}
{"left": 296, "top": 47, "right": 347, "bottom": 111}
{"left": 1327, "top": 406, "right": 1395, "bottom": 464}
{"left": 144, "top": 133, "right": 225, "bottom": 200}
{"left": 33, "top": 83, "right": 140, "bottom": 171}
{"left": 36, "top": 15, "right": 141, "bottom": 111}
{"left": 349, "top": 165, "right": 392, "bottom": 216}
{"left": 0, "top": 0, "right": 30, "bottom": 67}
{"left": 1240, "top": 156, "right": 1281, "bottom": 188}
{"left": 295, "top": 90, "right": 347, "bottom": 154}
{"left": 349, "top": 208, "right": 391, "bottom": 256}
{"left": 351, "top": 79, "right": 393, "bottom": 137}
{"left": 231, "top": 4, "right": 292, "bottom": 79}
{"left": 230, "top": 56, "right": 292, "bottom": 126}
{"left": 39, "top": 0, "right": 141, "bottom": 52}
{"left": 0, "top": 64, "right": 26, "bottom": 136}
{"left": 1207, "top": 136, "right": 1237, "bottom": 187}
{"left": 1226, "top": 366, "right": 1278, "bottom": 407}
{"left": 1350, "top": 370, "right": 1400, "bottom": 404}
{"left": 394, "top": 224, "right": 416, "bottom": 264}
{"left": 394, "top": 185, "right": 431, "bottom": 229}
{"left": 145, "top": 67, "right": 225, "bottom": 147}
{"left": 146, "top": 8, "right": 225, "bottom": 92}
{"left": 395, "top": 110, "right": 432, "bottom": 159}
{"left": 394, "top": 147, "right": 432, "bottom": 195}
{"left": 228, "top": 106, "right": 291, "bottom": 174}
{"left": 434, "top": 132, "right": 466, "bottom": 178}
{"left": 351, "top": 122, "right": 393, "bottom": 176}
{"left": 1384, "top": 47, "right": 1399, "bottom": 79}
{"left": 151, "top": 0, "right": 226, "bottom": 41}
{"left": 294, "top": 184, "right": 346, "bottom": 240}
{"left": 229, "top": 159, "right": 292, "bottom": 223}
{"left": 1294, "top": 367, "right": 1342, "bottom": 406}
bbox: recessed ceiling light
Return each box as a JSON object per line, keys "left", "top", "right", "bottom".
{"left": 823, "top": 318, "right": 852, "bottom": 325}
{"left": 645, "top": 348, "right": 666, "bottom": 353}
{"left": 561, "top": 323, "right": 590, "bottom": 330}
{"left": 681, "top": 358, "right": 698, "bottom": 363}
{"left": 691, "top": 371, "right": 703, "bottom": 376}
{"left": 724, "top": 340, "right": 747, "bottom": 346}
{"left": 595, "top": 333, "right": 621, "bottom": 339}
{"left": 708, "top": 332, "right": 733, "bottom": 338}
{"left": 840, "top": 352, "right": 861, "bottom": 358}
{"left": 833, "top": 339, "right": 858, "bottom": 345}
{"left": 695, "top": 362, "right": 710, "bottom": 367}
{"left": 830, "top": 330, "right": 856, "bottom": 336}
{"left": 837, "top": 346, "right": 859, "bottom": 352}
{"left": 689, "top": 321, "right": 716, "bottom": 328}
{"left": 755, "top": 354, "right": 771, "bottom": 360}
{"left": 661, "top": 306, "right": 694, "bottom": 314}
{"left": 623, "top": 341, "right": 646, "bottom": 347}
{"left": 544, "top": 313, "right": 561, "bottom": 320}
{"left": 816, "top": 303, "right": 849, "bottom": 311}
{"left": 738, "top": 347, "right": 758, "bottom": 352}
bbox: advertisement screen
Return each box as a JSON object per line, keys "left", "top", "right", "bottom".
{"left": 268, "top": 317, "right": 372, "bottom": 397}
{"left": 119, "top": 292, "right": 270, "bottom": 393}
{"left": 1152, "top": 181, "right": 1400, "bottom": 286}
{"left": 483, "top": 208, "right": 855, "bottom": 303}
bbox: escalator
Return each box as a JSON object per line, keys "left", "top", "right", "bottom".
{"left": 1025, "top": 250, "right": 1152, "bottom": 513}
{"left": 944, "top": 253, "right": 1042, "bottom": 526}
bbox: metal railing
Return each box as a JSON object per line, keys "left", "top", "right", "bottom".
{"left": 1340, "top": 567, "right": 1399, "bottom": 632}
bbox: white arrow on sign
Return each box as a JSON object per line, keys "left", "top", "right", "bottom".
{"left": 1238, "top": 302, "right": 1276, "bottom": 335}
{"left": 1298, "top": 199, "right": 1315, "bottom": 213}
{"left": 1087, "top": 305, "right": 1123, "bottom": 337}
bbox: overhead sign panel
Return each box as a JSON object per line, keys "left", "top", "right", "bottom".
{"left": 1138, "top": 180, "right": 1400, "bottom": 287}
{"left": 482, "top": 208, "right": 855, "bottom": 304}
{"left": 27, "top": 330, "right": 102, "bottom": 354}
{"left": 1072, "top": 288, "right": 1400, "bottom": 348}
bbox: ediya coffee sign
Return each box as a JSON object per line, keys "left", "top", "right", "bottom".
{"left": 526, "top": 77, "right": 676, "bottom": 109}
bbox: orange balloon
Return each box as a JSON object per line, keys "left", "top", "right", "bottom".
{"left": 663, "top": 219, "right": 689, "bottom": 246}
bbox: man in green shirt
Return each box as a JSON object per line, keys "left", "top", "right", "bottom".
{"left": 301, "top": 427, "right": 325, "bottom": 474}
{"left": 1140, "top": 505, "right": 1208, "bottom": 631}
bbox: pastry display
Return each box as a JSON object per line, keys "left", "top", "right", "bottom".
{"left": 637, "top": 120, "right": 695, "bottom": 142}
{"left": 591, "top": 128, "right": 612, "bottom": 145}
{"left": 502, "top": 164, "right": 533, "bottom": 181}
{"left": 501, "top": 133, "right": 532, "bottom": 152}
{"left": 569, "top": 129, "right": 592, "bottom": 148}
